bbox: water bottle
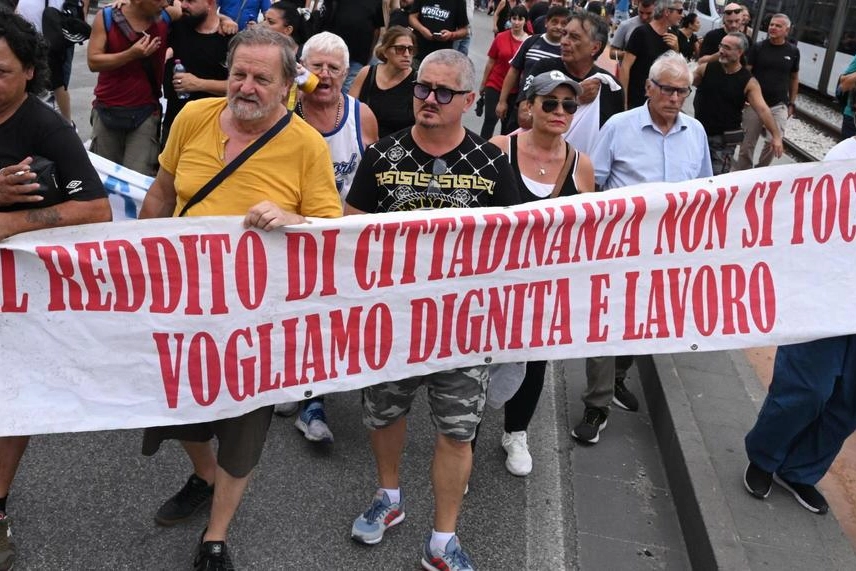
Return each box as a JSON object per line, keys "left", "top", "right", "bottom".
{"left": 174, "top": 59, "right": 190, "bottom": 100}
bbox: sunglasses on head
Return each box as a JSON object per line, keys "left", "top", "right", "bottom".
{"left": 723, "top": 8, "right": 742, "bottom": 14}
{"left": 413, "top": 82, "right": 469, "bottom": 104}
{"left": 539, "top": 98, "right": 578, "bottom": 114}
{"left": 391, "top": 44, "right": 415, "bottom": 55}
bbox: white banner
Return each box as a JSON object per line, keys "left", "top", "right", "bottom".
{"left": 2, "top": 160, "right": 856, "bottom": 436}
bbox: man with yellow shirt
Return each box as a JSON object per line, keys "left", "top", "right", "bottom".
{"left": 138, "top": 26, "right": 341, "bottom": 571}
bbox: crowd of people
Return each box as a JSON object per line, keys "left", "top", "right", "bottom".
{"left": 1, "top": 0, "right": 855, "bottom": 570}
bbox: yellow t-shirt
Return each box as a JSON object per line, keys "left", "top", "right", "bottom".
{"left": 159, "top": 98, "right": 342, "bottom": 219}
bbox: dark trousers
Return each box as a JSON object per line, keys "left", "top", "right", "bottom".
{"left": 480, "top": 87, "right": 512, "bottom": 139}
{"left": 842, "top": 114, "right": 856, "bottom": 140}
{"left": 745, "top": 336, "right": 856, "bottom": 485}
{"left": 504, "top": 360, "right": 547, "bottom": 432}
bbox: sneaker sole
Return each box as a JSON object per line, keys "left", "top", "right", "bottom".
{"left": 350, "top": 511, "right": 405, "bottom": 545}
{"left": 743, "top": 465, "right": 772, "bottom": 499}
{"left": 571, "top": 418, "right": 608, "bottom": 444}
{"left": 294, "top": 419, "right": 333, "bottom": 443}
{"left": 773, "top": 474, "right": 828, "bottom": 514}
{"left": 611, "top": 395, "right": 639, "bottom": 412}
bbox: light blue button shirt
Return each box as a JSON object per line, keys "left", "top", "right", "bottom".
{"left": 590, "top": 103, "right": 713, "bottom": 190}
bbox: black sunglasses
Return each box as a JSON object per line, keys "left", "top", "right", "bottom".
{"left": 723, "top": 8, "right": 742, "bottom": 14}
{"left": 413, "top": 82, "right": 469, "bottom": 104}
{"left": 668, "top": 6, "right": 684, "bottom": 13}
{"left": 426, "top": 158, "right": 447, "bottom": 192}
{"left": 540, "top": 98, "right": 579, "bottom": 114}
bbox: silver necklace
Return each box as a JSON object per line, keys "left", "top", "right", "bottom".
{"left": 297, "top": 94, "right": 343, "bottom": 131}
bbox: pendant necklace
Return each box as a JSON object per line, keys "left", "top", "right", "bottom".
{"left": 297, "top": 94, "right": 343, "bottom": 131}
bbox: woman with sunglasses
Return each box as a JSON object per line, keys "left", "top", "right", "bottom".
{"left": 487, "top": 71, "right": 594, "bottom": 476}
{"left": 349, "top": 26, "right": 418, "bottom": 138}
{"left": 478, "top": 4, "right": 529, "bottom": 138}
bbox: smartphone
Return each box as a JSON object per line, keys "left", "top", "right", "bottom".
{"left": 432, "top": 32, "right": 443, "bottom": 39}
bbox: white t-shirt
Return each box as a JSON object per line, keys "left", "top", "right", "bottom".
{"left": 824, "top": 137, "right": 856, "bottom": 161}
{"left": 16, "top": 0, "right": 65, "bottom": 34}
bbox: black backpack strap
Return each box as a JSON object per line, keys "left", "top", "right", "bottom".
{"left": 178, "top": 111, "right": 293, "bottom": 217}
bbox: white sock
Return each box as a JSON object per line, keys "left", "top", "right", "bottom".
{"left": 380, "top": 487, "right": 400, "bottom": 504}
{"left": 430, "top": 530, "right": 456, "bottom": 553}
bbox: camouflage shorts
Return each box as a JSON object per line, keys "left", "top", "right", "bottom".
{"left": 362, "top": 366, "right": 489, "bottom": 441}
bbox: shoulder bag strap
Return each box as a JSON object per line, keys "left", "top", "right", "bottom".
{"left": 549, "top": 143, "right": 573, "bottom": 199}
{"left": 178, "top": 111, "right": 293, "bottom": 217}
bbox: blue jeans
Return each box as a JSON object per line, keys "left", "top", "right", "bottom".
{"left": 453, "top": 30, "right": 471, "bottom": 56}
{"left": 745, "top": 335, "right": 856, "bottom": 485}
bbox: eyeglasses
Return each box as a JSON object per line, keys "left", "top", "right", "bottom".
{"left": 540, "top": 98, "right": 578, "bottom": 114}
{"left": 413, "top": 82, "right": 469, "bottom": 104}
{"left": 306, "top": 62, "right": 345, "bottom": 76}
{"left": 651, "top": 79, "right": 692, "bottom": 97}
{"left": 426, "top": 158, "right": 447, "bottom": 193}
{"left": 668, "top": 7, "right": 683, "bottom": 13}
{"left": 390, "top": 44, "right": 415, "bottom": 55}
{"left": 723, "top": 8, "right": 742, "bottom": 14}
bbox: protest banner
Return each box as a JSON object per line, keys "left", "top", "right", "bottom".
{"left": 2, "top": 160, "right": 855, "bottom": 437}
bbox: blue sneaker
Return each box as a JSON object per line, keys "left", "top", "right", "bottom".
{"left": 422, "top": 535, "right": 475, "bottom": 571}
{"left": 351, "top": 491, "right": 405, "bottom": 545}
{"left": 295, "top": 400, "right": 333, "bottom": 443}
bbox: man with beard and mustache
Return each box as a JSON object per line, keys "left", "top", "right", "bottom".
{"left": 138, "top": 26, "right": 342, "bottom": 570}
{"left": 161, "top": 0, "right": 233, "bottom": 147}
{"left": 345, "top": 49, "right": 519, "bottom": 571}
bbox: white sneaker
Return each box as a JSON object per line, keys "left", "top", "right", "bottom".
{"left": 501, "top": 431, "right": 532, "bottom": 476}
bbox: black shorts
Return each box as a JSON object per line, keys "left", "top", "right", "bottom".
{"left": 47, "top": 47, "right": 68, "bottom": 90}
{"left": 141, "top": 405, "right": 274, "bottom": 478}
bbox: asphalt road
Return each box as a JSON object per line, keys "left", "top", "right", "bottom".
{"left": 11, "top": 8, "right": 689, "bottom": 571}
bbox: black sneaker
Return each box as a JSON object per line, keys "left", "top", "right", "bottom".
{"left": 0, "top": 513, "right": 15, "bottom": 571}
{"left": 774, "top": 474, "right": 829, "bottom": 514}
{"left": 743, "top": 462, "right": 773, "bottom": 499}
{"left": 155, "top": 474, "right": 214, "bottom": 526}
{"left": 193, "top": 537, "right": 235, "bottom": 571}
{"left": 612, "top": 378, "right": 639, "bottom": 412}
{"left": 571, "top": 408, "right": 608, "bottom": 444}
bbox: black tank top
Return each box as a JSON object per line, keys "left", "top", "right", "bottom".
{"left": 694, "top": 61, "right": 752, "bottom": 135}
{"left": 509, "top": 134, "right": 580, "bottom": 203}
{"left": 357, "top": 65, "right": 417, "bottom": 138}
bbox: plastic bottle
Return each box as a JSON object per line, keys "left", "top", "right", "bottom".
{"left": 174, "top": 59, "right": 190, "bottom": 100}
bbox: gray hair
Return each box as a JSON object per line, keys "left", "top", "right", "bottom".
{"left": 648, "top": 50, "right": 691, "bottom": 84}
{"left": 654, "top": 0, "right": 680, "bottom": 18}
{"left": 726, "top": 31, "right": 749, "bottom": 52}
{"left": 417, "top": 49, "right": 477, "bottom": 92}
{"left": 770, "top": 13, "right": 791, "bottom": 28}
{"left": 568, "top": 11, "right": 610, "bottom": 58}
{"left": 227, "top": 26, "right": 297, "bottom": 82}
{"left": 301, "top": 31, "right": 350, "bottom": 69}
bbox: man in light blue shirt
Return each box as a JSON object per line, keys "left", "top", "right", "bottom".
{"left": 572, "top": 50, "right": 712, "bottom": 447}
{"left": 591, "top": 50, "right": 712, "bottom": 189}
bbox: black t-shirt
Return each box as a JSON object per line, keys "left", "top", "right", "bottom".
{"left": 328, "top": 0, "right": 385, "bottom": 65}
{"left": 625, "top": 23, "right": 671, "bottom": 108}
{"left": 694, "top": 61, "right": 752, "bottom": 135}
{"left": 698, "top": 27, "right": 726, "bottom": 59}
{"left": 0, "top": 96, "right": 106, "bottom": 212}
{"left": 412, "top": 0, "right": 469, "bottom": 59}
{"left": 747, "top": 39, "right": 800, "bottom": 107}
{"left": 672, "top": 26, "right": 697, "bottom": 61}
{"left": 526, "top": 58, "right": 625, "bottom": 127}
{"left": 164, "top": 21, "right": 231, "bottom": 145}
{"left": 389, "top": 7, "right": 411, "bottom": 29}
{"left": 510, "top": 34, "right": 562, "bottom": 95}
{"left": 346, "top": 128, "right": 521, "bottom": 213}
{"left": 528, "top": 1, "right": 550, "bottom": 22}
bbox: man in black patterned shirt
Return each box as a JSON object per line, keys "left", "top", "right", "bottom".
{"left": 345, "top": 49, "right": 518, "bottom": 571}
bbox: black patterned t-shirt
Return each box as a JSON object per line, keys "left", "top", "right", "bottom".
{"left": 346, "top": 128, "right": 521, "bottom": 213}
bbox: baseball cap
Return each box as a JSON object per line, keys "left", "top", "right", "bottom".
{"left": 523, "top": 70, "right": 583, "bottom": 99}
